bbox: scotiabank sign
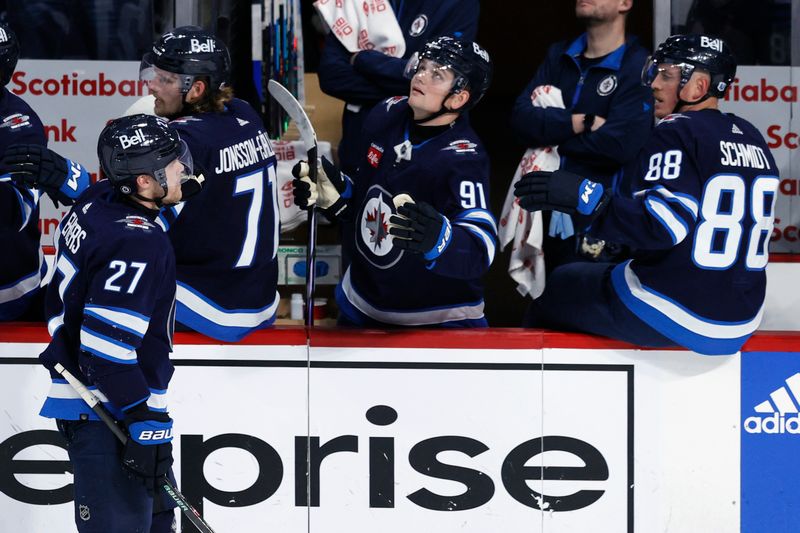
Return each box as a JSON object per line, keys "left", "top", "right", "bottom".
{"left": 10, "top": 70, "right": 147, "bottom": 98}
{"left": 11, "top": 60, "right": 144, "bottom": 247}
{"left": 720, "top": 66, "right": 800, "bottom": 252}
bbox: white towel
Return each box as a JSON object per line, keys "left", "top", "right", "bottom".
{"left": 498, "top": 85, "right": 565, "bottom": 299}
{"left": 314, "top": 0, "right": 405, "bottom": 57}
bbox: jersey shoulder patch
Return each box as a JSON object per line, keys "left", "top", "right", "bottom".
{"left": 115, "top": 215, "right": 159, "bottom": 232}
{"left": 441, "top": 139, "right": 478, "bottom": 154}
{"left": 658, "top": 113, "right": 690, "bottom": 124}
{"left": 382, "top": 96, "right": 408, "bottom": 112}
{"left": 0, "top": 112, "right": 32, "bottom": 131}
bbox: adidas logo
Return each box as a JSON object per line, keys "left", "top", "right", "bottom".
{"left": 237, "top": 118, "right": 249, "bottom": 126}
{"left": 732, "top": 123, "right": 743, "bottom": 135}
{"left": 743, "top": 372, "right": 800, "bottom": 434}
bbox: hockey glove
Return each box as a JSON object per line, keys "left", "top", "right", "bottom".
{"left": 389, "top": 200, "right": 453, "bottom": 262}
{"left": 291, "top": 156, "right": 351, "bottom": 218}
{"left": 121, "top": 402, "right": 174, "bottom": 493}
{"left": 2, "top": 144, "right": 91, "bottom": 206}
{"left": 514, "top": 169, "right": 608, "bottom": 218}
{"left": 180, "top": 172, "right": 205, "bottom": 200}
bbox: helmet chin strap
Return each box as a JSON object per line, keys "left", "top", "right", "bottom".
{"left": 132, "top": 190, "right": 168, "bottom": 208}
{"left": 413, "top": 105, "right": 455, "bottom": 125}
{"left": 413, "top": 91, "right": 462, "bottom": 125}
{"left": 131, "top": 175, "right": 174, "bottom": 208}
{"left": 672, "top": 76, "right": 713, "bottom": 114}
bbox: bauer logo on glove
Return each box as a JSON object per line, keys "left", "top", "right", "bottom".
{"left": 388, "top": 194, "right": 453, "bottom": 262}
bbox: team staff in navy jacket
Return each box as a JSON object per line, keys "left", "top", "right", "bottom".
{"left": 318, "top": 0, "right": 478, "bottom": 177}
{"left": 510, "top": 0, "right": 653, "bottom": 270}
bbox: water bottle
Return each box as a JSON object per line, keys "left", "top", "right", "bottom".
{"left": 290, "top": 293, "right": 304, "bottom": 320}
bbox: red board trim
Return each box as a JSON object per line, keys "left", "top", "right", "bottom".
{"left": 1, "top": 324, "right": 798, "bottom": 352}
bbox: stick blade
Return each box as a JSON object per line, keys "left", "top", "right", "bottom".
{"left": 267, "top": 80, "right": 317, "bottom": 150}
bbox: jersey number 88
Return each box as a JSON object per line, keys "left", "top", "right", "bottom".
{"left": 692, "top": 174, "right": 779, "bottom": 270}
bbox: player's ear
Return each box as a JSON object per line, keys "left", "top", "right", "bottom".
{"left": 619, "top": 0, "right": 633, "bottom": 15}
{"left": 447, "top": 89, "right": 471, "bottom": 112}
{"left": 186, "top": 78, "right": 207, "bottom": 103}
{"left": 691, "top": 72, "right": 711, "bottom": 100}
{"left": 135, "top": 174, "right": 152, "bottom": 193}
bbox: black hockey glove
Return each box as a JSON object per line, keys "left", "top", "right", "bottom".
{"left": 121, "top": 403, "right": 174, "bottom": 493}
{"left": 514, "top": 169, "right": 609, "bottom": 219}
{"left": 389, "top": 201, "right": 453, "bottom": 261}
{"left": 291, "top": 156, "right": 351, "bottom": 218}
{"left": 2, "top": 144, "right": 91, "bottom": 206}
{"left": 180, "top": 172, "right": 205, "bottom": 200}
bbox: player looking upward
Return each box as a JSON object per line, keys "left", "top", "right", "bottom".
{"left": 294, "top": 36, "right": 496, "bottom": 327}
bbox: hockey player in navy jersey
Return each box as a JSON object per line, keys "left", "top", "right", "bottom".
{"left": 0, "top": 22, "right": 90, "bottom": 321}
{"left": 514, "top": 34, "right": 779, "bottom": 356}
{"left": 293, "top": 37, "right": 496, "bottom": 327}
{"left": 140, "top": 26, "right": 280, "bottom": 341}
{"left": 38, "top": 114, "right": 191, "bottom": 532}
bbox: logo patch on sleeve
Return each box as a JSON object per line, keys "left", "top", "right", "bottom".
{"left": 442, "top": 139, "right": 477, "bottom": 154}
{"left": 367, "top": 143, "right": 384, "bottom": 168}
{"left": 384, "top": 96, "right": 407, "bottom": 111}
{"left": 0, "top": 113, "right": 31, "bottom": 130}
{"left": 117, "top": 215, "right": 157, "bottom": 231}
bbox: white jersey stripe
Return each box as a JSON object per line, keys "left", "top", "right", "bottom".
{"left": 622, "top": 263, "right": 763, "bottom": 339}
{"left": 176, "top": 283, "right": 279, "bottom": 328}
{"left": 84, "top": 305, "right": 151, "bottom": 337}
{"left": 80, "top": 328, "right": 137, "bottom": 362}
{"left": 455, "top": 222, "right": 496, "bottom": 266}
{"left": 646, "top": 196, "right": 689, "bottom": 244}
{"left": 341, "top": 269, "right": 484, "bottom": 326}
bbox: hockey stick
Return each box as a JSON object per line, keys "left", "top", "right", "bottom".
{"left": 54, "top": 363, "right": 217, "bottom": 533}
{"left": 267, "top": 79, "right": 318, "bottom": 326}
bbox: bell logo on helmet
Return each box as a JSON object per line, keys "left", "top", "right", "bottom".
{"left": 472, "top": 43, "right": 489, "bottom": 63}
{"left": 700, "top": 36, "right": 723, "bottom": 52}
{"left": 190, "top": 38, "right": 216, "bottom": 53}
{"left": 119, "top": 129, "right": 147, "bottom": 150}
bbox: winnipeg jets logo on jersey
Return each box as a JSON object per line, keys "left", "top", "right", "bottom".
{"left": 357, "top": 185, "right": 403, "bottom": 269}
{"left": 409, "top": 15, "right": 428, "bottom": 37}
{"left": 119, "top": 129, "right": 147, "bottom": 149}
{"left": 170, "top": 116, "right": 201, "bottom": 125}
{"left": 117, "top": 215, "right": 157, "bottom": 231}
{"left": 597, "top": 74, "right": 618, "bottom": 96}
{"left": 384, "top": 96, "right": 407, "bottom": 112}
{"left": 658, "top": 113, "right": 689, "bottom": 124}
{"left": 442, "top": 139, "right": 477, "bottom": 154}
{"left": 0, "top": 113, "right": 31, "bottom": 130}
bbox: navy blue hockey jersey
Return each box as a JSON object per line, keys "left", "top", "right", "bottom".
{"left": 40, "top": 180, "right": 176, "bottom": 421}
{"left": 158, "top": 99, "right": 280, "bottom": 341}
{"left": 338, "top": 97, "right": 496, "bottom": 326}
{"left": 0, "top": 88, "right": 47, "bottom": 320}
{"left": 590, "top": 110, "right": 779, "bottom": 355}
